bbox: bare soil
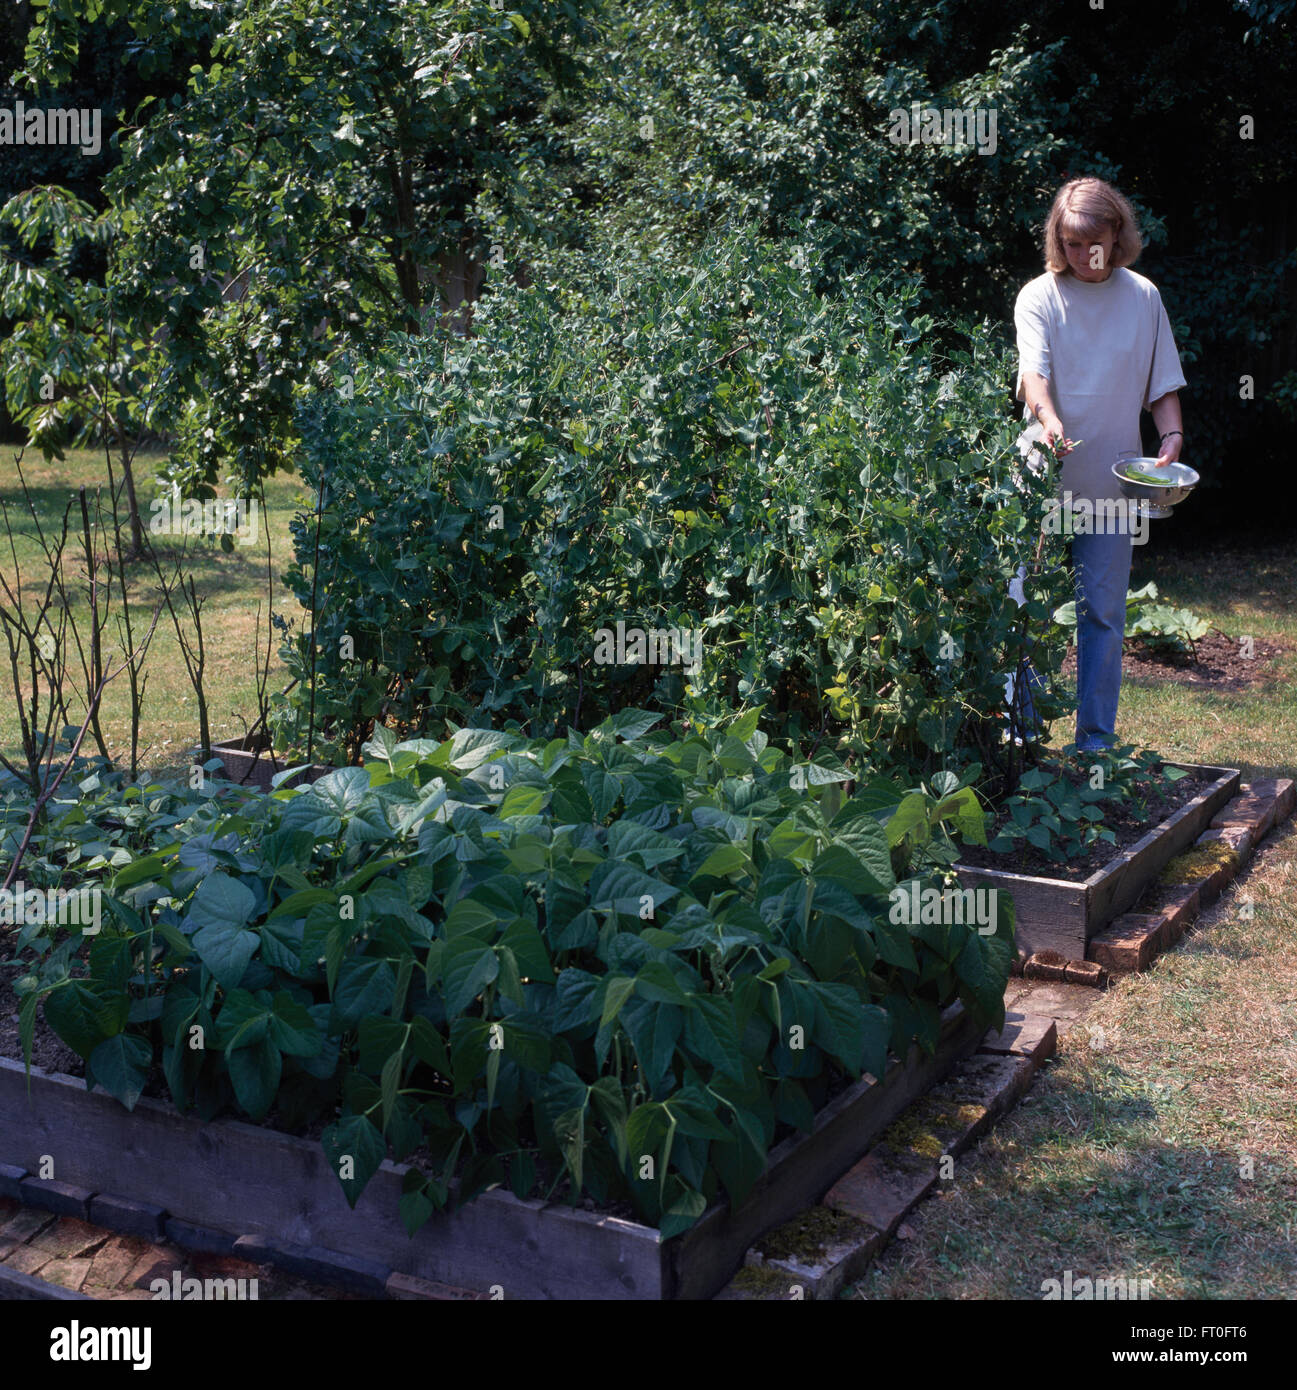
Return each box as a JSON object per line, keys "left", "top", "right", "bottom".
{"left": 1060, "top": 629, "right": 1288, "bottom": 693}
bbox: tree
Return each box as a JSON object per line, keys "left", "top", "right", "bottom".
{"left": 0, "top": 186, "right": 151, "bottom": 558}
{"left": 15, "top": 0, "right": 606, "bottom": 496}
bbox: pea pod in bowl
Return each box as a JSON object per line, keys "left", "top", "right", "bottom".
{"left": 1111, "top": 457, "right": 1200, "bottom": 520}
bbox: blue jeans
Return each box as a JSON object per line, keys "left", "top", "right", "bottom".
{"left": 1071, "top": 530, "right": 1133, "bottom": 751}
{"left": 1011, "top": 532, "right": 1132, "bottom": 752}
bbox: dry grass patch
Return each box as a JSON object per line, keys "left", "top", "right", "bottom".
{"left": 0, "top": 448, "right": 308, "bottom": 777}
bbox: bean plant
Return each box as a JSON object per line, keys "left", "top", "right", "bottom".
{"left": 6, "top": 711, "right": 1011, "bottom": 1239}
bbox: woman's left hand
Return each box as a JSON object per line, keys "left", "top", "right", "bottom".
{"left": 1154, "top": 433, "right": 1182, "bottom": 466}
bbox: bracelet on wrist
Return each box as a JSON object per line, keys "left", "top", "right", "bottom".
{"left": 1159, "top": 430, "right": 1182, "bottom": 442}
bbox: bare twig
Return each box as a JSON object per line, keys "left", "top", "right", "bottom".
{"left": 703, "top": 337, "right": 755, "bottom": 371}
{"left": 306, "top": 468, "right": 327, "bottom": 767}
{"left": 2, "top": 608, "right": 162, "bottom": 893}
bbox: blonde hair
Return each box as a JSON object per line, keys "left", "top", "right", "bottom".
{"left": 1042, "top": 177, "right": 1143, "bottom": 275}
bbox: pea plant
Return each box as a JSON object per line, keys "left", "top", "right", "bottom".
{"left": 276, "top": 220, "right": 1074, "bottom": 784}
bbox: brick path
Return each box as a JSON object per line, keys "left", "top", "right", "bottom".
{"left": 0, "top": 1197, "right": 377, "bottom": 1299}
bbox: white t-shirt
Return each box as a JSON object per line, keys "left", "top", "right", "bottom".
{"left": 1014, "top": 267, "right": 1187, "bottom": 501}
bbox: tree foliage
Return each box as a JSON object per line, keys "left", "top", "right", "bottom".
{"left": 11, "top": 0, "right": 605, "bottom": 492}
{"left": 8, "top": 1, "right": 1295, "bottom": 512}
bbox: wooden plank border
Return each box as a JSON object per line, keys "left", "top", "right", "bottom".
{"left": 0, "top": 1004, "right": 984, "bottom": 1300}
{"left": 209, "top": 737, "right": 331, "bottom": 791}
{"left": 0, "top": 1264, "right": 94, "bottom": 1301}
{"left": 1081, "top": 764, "right": 1240, "bottom": 941}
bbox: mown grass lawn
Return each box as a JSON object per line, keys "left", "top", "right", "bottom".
{"left": 0, "top": 447, "right": 306, "bottom": 779}
{"left": 848, "top": 536, "right": 1297, "bottom": 1300}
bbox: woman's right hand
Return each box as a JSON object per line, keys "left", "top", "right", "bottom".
{"left": 1039, "top": 413, "right": 1072, "bottom": 455}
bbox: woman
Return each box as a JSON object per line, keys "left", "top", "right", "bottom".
{"left": 1014, "top": 177, "right": 1187, "bottom": 754}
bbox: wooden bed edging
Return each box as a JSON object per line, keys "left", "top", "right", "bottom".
{"left": 954, "top": 763, "right": 1240, "bottom": 960}
{"left": 0, "top": 1003, "right": 985, "bottom": 1300}
{"left": 668, "top": 1000, "right": 985, "bottom": 1298}
{"left": 208, "top": 736, "right": 332, "bottom": 792}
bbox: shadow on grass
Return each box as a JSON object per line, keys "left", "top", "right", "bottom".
{"left": 1136, "top": 543, "right": 1297, "bottom": 623}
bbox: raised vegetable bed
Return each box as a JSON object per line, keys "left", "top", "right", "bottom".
{"left": 0, "top": 1004, "right": 983, "bottom": 1301}
{"left": 208, "top": 734, "right": 331, "bottom": 791}
{"left": 954, "top": 762, "right": 1239, "bottom": 960}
